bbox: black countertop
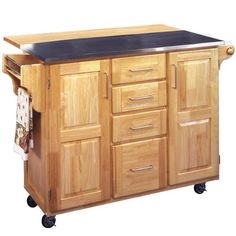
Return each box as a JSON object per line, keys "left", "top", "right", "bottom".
{"left": 21, "top": 30, "right": 223, "bottom": 63}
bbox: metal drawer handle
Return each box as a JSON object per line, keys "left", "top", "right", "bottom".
{"left": 171, "top": 64, "right": 178, "bottom": 89}
{"left": 104, "top": 72, "right": 110, "bottom": 99}
{"left": 129, "top": 95, "right": 153, "bottom": 101}
{"left": 129, "top": 67, "right": 153, "bottom": 72}
{"left": 130, "top": 165, "right": 153, "bottom": 173}
{"left": 130, "top": 124, "right": 154, "bottom": 131}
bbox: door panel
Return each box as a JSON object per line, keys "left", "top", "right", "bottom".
{"left": 61, "top": 138, "right": 100, "bottom": 196}
{"left": 178, "top": 119, "right": 211, "bottom": 173}
{"left": 178, "top": 59, "right": 210, "bottom": 110}
{"left": 60, "top": 72, "right": 99, "bottom": 130}
{"left": 168, "top": 49, "right": 219, "bottom": 185}
{"left": 49, "top": 60, "right": 111, "bottom": 211}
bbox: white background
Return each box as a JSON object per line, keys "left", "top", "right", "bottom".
{"left": 0, "top": 0, "right": 236, "bottom": 235}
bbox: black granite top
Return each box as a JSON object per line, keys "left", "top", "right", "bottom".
{"left": 21, "top": 30, "right": 222, "bottom": 63}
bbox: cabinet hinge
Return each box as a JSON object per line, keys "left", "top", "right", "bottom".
{"left": 47, "top": 79, "right": 51, "bottom": 89}
{"left": 219, "top": 155, "right": 221, "bottom": 164}
{"left": 48, "top": 190, "right": 52, "bottom": 201}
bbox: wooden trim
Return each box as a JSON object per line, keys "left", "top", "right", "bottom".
{"left": 218, "top": 44, "right": 234, "bottom": 66}
{"left": 23, "top": 66, "right": 50, "bottom": 214}
{"left": 21, "top": 64, "right": 46, "bottom": 112}
{"left": 100, "top": 59, "right": 112, "bottom": 200}
{"left": 60, "top": 125, "right": 101, "bottom": 143}
{"left": 47, "top": 176, "right": 219, "bottom": 216}
{"left": 4, "top": 24, "right": 179, "bottom": 48}
{"left": 60, "top": 60, "right": 100, "bottom": 75}
{"left": 48, "top": 64, "right": 61, "bottom": 212}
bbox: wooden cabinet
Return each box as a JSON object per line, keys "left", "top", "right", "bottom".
{"left": 2, "top": 25, "right": 233, "bottom": 226}
{"left": 49, "top": 60, "right": 111, "bottom": 210}
{"left": 168, "top": 49, "right": 219, "bottom": 185}
{"left": 111, "top": 54, "right": 167, "bottom": 197}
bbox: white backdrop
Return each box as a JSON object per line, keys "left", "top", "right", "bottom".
{"left": 0, "top": 0, "right": 236, "bottom": 235}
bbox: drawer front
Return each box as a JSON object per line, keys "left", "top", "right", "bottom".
{"left": 112, "top": 81, "right": 166, "bottom": 113}
{"left": 113, "top": 137, "right": 167, "bottom": 197}
{"left": 112, "top": 109, "right": 166, "bottom": 142}
{"left": 112, "top": 54, "right": 166, "bottom": 84}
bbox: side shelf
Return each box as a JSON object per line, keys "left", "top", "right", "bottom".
{"left": 2, "top": 54, "right": 46, "bottom": 112}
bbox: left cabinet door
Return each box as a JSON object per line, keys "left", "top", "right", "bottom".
{"left": 49, "top": 60, "right": 111, "bottom": 211}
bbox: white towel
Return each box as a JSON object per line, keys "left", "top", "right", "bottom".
{"left": 13, "top": 87, "right": 33, "bottom": 160}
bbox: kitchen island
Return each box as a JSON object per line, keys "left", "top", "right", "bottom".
{"left": 3, "top": 24, "right": 234, "bottom": 227}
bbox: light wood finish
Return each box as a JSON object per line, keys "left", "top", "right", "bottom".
{"left": 60, "top": 139, "right": 102, "bottom": 209}
{"left": 60, "top": 60, "right": 100, "bottom": 75}
{"left": 21, "top": 64, "right": 46, "bottom": 112}
{"left": 112, "top": 109, "right": 166, "bottom": 142}
{"left": 49, "top": 60, "right": 111, "bottom": 211}
{"left": 60, "top": 125, "right": 101, "bottom": 143}
{"left": 112, "top": 54, "right": 166, "bottom": 84}
{"left": 3, "top": 54, "right": 45, "bottom": 112}
{"left": 168, "top": 49, "right": 219, "bottom": 185}
{"left": 113, "top": 137, "right": 167, "bottom": 197}
{"left": 24, "top": 64, "right": 51, "bottom": 214}
{"left": 3, "top": 25, "right": 233, "bottom": 217}
{"left": 60, "top": 72, "right": 99, "bottom": 130}
{"left": 218, "top": 44, "right": 235, "bottom": 66}
{"left": 24, "top": 112, "right": 45, "bottom": 209}
{"left": 4, "top": 24, "right": 178, "bottom": 48}
{"left": 112, "top": 81, "right": 166, "bottom": 113}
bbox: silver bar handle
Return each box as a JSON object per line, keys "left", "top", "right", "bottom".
{"left": 129, "top": 67, "right": 153, "bottom": 73}
{"left": 104, "top": 72, "right": 109, "bottom": 99}
{"left": 130, "top": 165, "right": 153, "bottom": 173}
{"left": 130, "top": 124, "right": 154, "bottom": 131}
{"left": 129, "top": 95, "right": 153, "bottom": 101}
{"left": 172, "top": 64, "right": 178, "bottom": 89}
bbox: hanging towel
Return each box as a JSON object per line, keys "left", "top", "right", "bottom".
{"left": 13, "top": 87, "right": 33, "bottom": 160}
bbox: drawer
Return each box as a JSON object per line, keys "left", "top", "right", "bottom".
{"left": 112, "top": 109, "right": 166, "bottom": 142}
{"left": 113, "top": 137, "right": 167, "bottom": 197}
{"left": 112, "top": 81, "right": 166, "bottom": 113}
{"left": 112, "top": 54, "right": 166, "bottom": 84}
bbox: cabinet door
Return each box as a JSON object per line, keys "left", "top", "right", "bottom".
{"left": 49, "top": 60, "right": 111, "bottom": 211}
{"left": 168, "top": 49, "right": 219, "bottom": 185}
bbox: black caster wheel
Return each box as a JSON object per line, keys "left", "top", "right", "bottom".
{"left": 27, "top": 195, "right": 37, "bottom": 208}
{"left": 194, "top": 183, "right": 206, "bottom": 194}
{"left": 42, "top": 215, "right": 56, "bottom": 228}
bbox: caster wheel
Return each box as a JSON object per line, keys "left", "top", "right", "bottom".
{"left": 194, "top": 183, "right": 206, "bottom": 194}
{"left": 27, "top": 195, "right": 37, "bottom": 208}
{"left": 42, "top": 215, "right": 56, "bottom": 228}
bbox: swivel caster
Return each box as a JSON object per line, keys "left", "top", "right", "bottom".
{"left": 194, "top": 183, "right": 206, "bottom": 194}
{"left": 27, "top": 195, "right": 37, "bottom": 208}
{"left": 42, "top": 215, "right": 56, "bottom": 228}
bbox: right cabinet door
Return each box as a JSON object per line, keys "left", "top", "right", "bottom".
{"left": 168, "top": 49, "right": 219, "bottom": 185}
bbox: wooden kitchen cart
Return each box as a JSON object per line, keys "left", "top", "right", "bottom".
{"left": 2, "top": 24, "right": 234, "bottom": 227}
